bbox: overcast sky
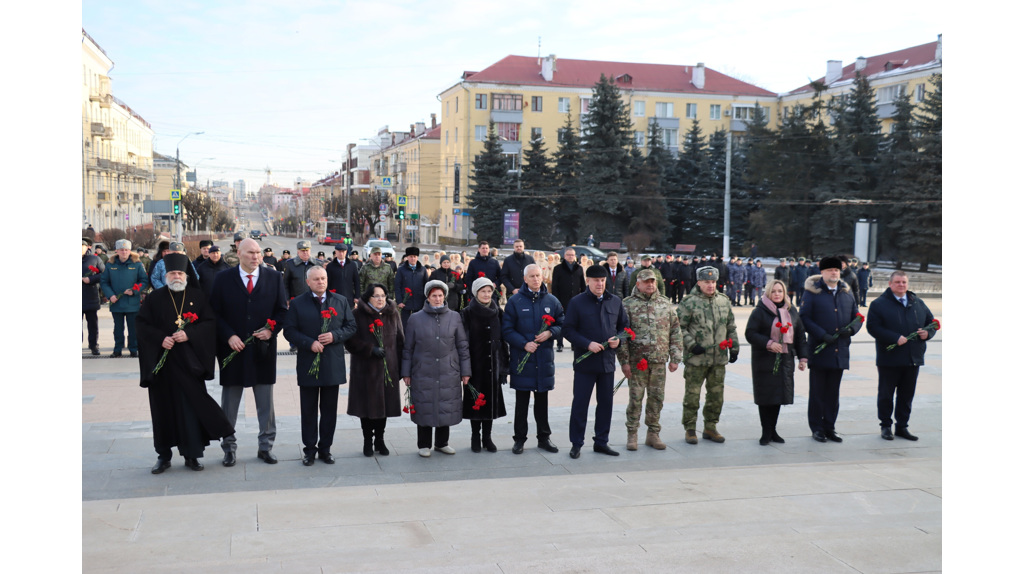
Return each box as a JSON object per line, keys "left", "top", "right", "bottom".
{"left": 82, "top": 0, "right": 943, "bottom": 187}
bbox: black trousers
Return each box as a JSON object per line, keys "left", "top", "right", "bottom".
{"left": 877, "top": 366, "right": 919, "bottom": 429}
{"left": 513, "top": 390, "right": 551, "bottom": 443}
{"left": 471, "top": 420, "right": 493, "bottom": 435}
{"left": 299, "top": 385, "right": 339, "bottom": 456}
{"left": 417, "top": 425, "right": 450, "bottom": 448}
{"left": 758, "top": 404, "right": 781, "bottom": 432}
{"left": 794, "top": 287, "right": 805, "bottom": 307}
{"left": 807, "top": 368, "right": 844, "bottom": 433}
{"left": 360, "top": 417, "right": 387, "bottom": 434}
{"left": 744, "top": 284, "right": 753, "bottom": 304}
{"left": 570, "top": 371, "right": 614, "bottom": 447}
{"left": 860, "top": 288, "right": 870, "bottom": 306}
{"left": 83, "top": 310, "right": 99, "bottom": 349}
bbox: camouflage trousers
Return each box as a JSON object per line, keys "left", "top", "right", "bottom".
{"left": 625, "top": 363, "right": 667, "bottom": 433}
{"left": 682, "top": 364, "right": 726, "bottom": 432}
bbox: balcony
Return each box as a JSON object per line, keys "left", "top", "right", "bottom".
{"left": 97, "top": 158, "right": 112, "bottom": 170}
{"left": 652, "top": 116, "right": 680, "bottom": 129}
{"left": 396, "top": 183, "right": 407, "bottom": 195}
{"left": 90, "top": 122, "right": 105, "bottom": 136}
{"left": 876, "top": 102, "right": 896, "bottom": 119}
{"left": 394, "top": 162, "right": 407, "bottom": 174}
{"left": 97, "top": 192, "right": 109, "bottom": 201}
{"left": 729, "top": 119, "right": 749, "bottom": 132}
{"left": 491, "top": 110, "right": 523, "bottom": 123}
{"left": 101, "top": 126, "right": 114, "bottom": 139}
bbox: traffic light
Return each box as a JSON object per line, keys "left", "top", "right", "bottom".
{"left": 173, "top": 201, "right": 180, "bottom": 215}
{"left": 398, "top": 205, "right": 405, "bottom": 220}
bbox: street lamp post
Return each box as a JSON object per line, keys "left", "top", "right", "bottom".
{"left": 175, "top": 131, "right": 204, "bottom": 240}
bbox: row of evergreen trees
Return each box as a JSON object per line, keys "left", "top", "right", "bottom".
{"left": 468, "top": 72, "right": 941, "bottom": 268}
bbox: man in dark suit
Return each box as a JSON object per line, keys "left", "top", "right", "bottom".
{"left": 283, "top": 267, "right": 357, "bottom": 465}
{"left": 499, "top": 238, "right": 536, "bottom": 297}
{"left": 209, "top": 238, "right": 289, "bottom": 466}
{"left": 550, "top": 247, "right": 585, "bottom": 352}
{"left": 563, "top": 265, "right": 630, "bottom": 459}
{"left": 325, "top": 244, "right": 360, "bottom": 307}
{"left": 196, "top": 245, "right": 230, "bottom": 300}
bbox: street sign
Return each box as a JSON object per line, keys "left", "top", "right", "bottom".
{"left": 397, "top": 195, "right": 407, "bottom": 206}
{"left": 410, "top": 213, "right": 419, "bottom": 220}
{"left": 381, "top": 176, "right": 393, "bottom": 188}
{"left": 378, "top": 203, "right": 387, "bottom": 213}
{"left": 170, "top": 189, "right": 181, "bottom": 200}
{"left": 379, "top": 215, "right": 387, "bottom": 222}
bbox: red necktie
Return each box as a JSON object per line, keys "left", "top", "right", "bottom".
{"left": 246, "top": 275, "right": 254, "bottom": 294}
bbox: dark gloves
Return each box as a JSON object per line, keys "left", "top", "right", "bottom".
{"left": 838, "top": 327, "right": 853, "bottom": 338}
{"left": 729, "top": 350, "right": 739, "bottom": 364}
{"left": 691, "top": 344, "right": 705, "bottom": 356}
{"left": 371, "top": 347, "right": 386, "bottom": 358}
{"left": 820, "top": 333, "right": 837, "bottom": 345}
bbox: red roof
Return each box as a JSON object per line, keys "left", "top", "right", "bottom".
{"left": 422, "top": 124, "right": 441, "bottom": 139}
{"left": 786, "top": 41, "right": 939, "bottom": 95}
{"left": 462, "top": 55, "right": 776, "bottom": 97}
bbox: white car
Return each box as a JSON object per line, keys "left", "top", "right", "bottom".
{"left": 362, "top": 239, "right": 396, "bottom": 260}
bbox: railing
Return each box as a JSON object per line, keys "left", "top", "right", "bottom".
{"left": 90, "top": 122, "right": 105, "bottom": 136}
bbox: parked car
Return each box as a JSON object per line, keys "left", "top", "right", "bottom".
{"left": 362, "top": 239, "right": 396, "bottom": 260}
{"left": 557, "top": 245, "right": 607, "bottom": 263}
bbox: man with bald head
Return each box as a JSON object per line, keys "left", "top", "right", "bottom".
{"left": 209, "top": 238, "right": 289, "bottom": 466}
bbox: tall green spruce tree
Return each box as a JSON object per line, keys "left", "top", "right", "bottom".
{"left": 728, "top": 106, "right": 769, "bottom": 252}
{"left": 577, "top": 74, "right": 634, "bottom": 239}
{"left": 518, "top": 131, "right": 555, "bottom": 248}
{"left": 467, "top": 120, "right": 513, "bottom": 244}
{"left": 551, "top": 107, "right": 583, "bottom": 245}
{"left": 671, "top": 119, "right": 707, "bottom": 246}
{"left": 623, "top": 124, "right": 669, "bottom": 251}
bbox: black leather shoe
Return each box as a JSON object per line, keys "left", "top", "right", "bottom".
{"left": 223, "top": 452, "right": 236, "bottom": 467}
{"left": 90, "top": 347, "right": 100, "bottom": 356}
{"left": 319, "top": 452, "right": 335, "bottom": 464}
{"left": 824, "top": 430, "right": 843, "bottom": 443}
{"left": 593, "top": 444, "right": 620, "bottom": 456}
{"left": 151, "top": 459, "right": 171, "bottom": 474}
{"left": 556, "top": 346, "right": 563, "bottom": 353}
{"left": 512, "top": 440, "right": 524, "bottom": 454}
{"left": 569, "top": 445, "right": 581, "bottom": 459}
{"left": 812, "top": 431, "right": 827, "bottom": 443}
{"left": 257, "top": 450, "right": 278, "bottom": 464}
{"left": 537, "top": 438, "right": 559, "bottom": 453}
{"left": 302, "top": 454, "right": 315, "bottom": 466}
{"left": 129, "top": 351, "right": 138, "bottom": 358}
{"left": 770, "top": 431, "right": 785, "bottom": 444}
{"left": 895, "top": 428, "right": 919, "bottom": 441}
{"left": 881, "top": 427, "right": 894, "bottom": 440}
{"left": 184, "top": 458, "right": 203, "bottom": 471}
{"left": 110, "top": 352, "right": 122, "bottom": 358}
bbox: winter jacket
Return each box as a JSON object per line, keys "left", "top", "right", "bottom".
{"left": 394, "top": 261, "right": 428, "bottom": 312}
{"left": 345, "top": 299, "right": 404, "bottom": 419}
{"left": 678, "top": 263, "right": 696, "bottom": 292}
{"left": 282, "top": 291, "right": 357, "bottom": 387}
{"left": 773, "top": 265, "right": 791, "bottom": 287}
{"left": 401, "top": 304, "right": 471, "bottom": 428}
{"left": 563, "top": 289, "right": 630, "bottom": 374}
{"left": 713, "top": 259, "right": 729, "bottom": 288}
{"left": 627, "top": 264, "right": 666, "bottom": 296}
{"left": 749, "top": 265, "right": 767, "bottom": 289}
{"left": 841, "top": 267, "right": 860, "bottom": 303}
{"left": 866, "top": 288, "right": 936, "bottom": 368}
{"left": 790, "top": 264, "right": 809, "bottom": 292}
{"left": 600, "top": 262, "right": 630, "bottom": 299}
{"left": 730, "top": 263, "right": 747, "bottom": 286}
{"left": 282, "top": 257, "right": 324, "bottom": 300}
{"left": 502, "top": 284, "right": 564, "bottom": 391}
{"left": 856, "top": 268, "right": 874, "bottom": 293}
{"left": 325, "top": 257, "right": 361, "bottom": 307}
{"left": 359, "top": 261, "right": 395, "bottom": 300}
{"left": 460, "top": 298, "right": 509, "bottom": 420}
{"left": 744, "top": 301, "right": 810, "bottom": 405}
{"left": 499, "top": 252, "right": 536, "bottom": 294}
{"left": 464, "top": 254, "right": 501, "bottom": 295}
{"left": 798, "top": 275, "right": 861, "bottom": 370}
{"left": 550, "top": 260, "right": 585, "bottom": 309}
{"left": 82, "top": 252, "right": 105, "bottom": 312}
{"left": 617, "top": 285, "right": 685, "bottom": 366}
{"left": 196, "top": 258, "right": 231, "bottom": 300}
{"left": 100, "top": 253, "right": 149, "bottom": 314}
{"left": 676, "top": 287, "right": 738, "bottom": 367}
{"left": 430, "top": 267, "right": 465, "bottom": 311}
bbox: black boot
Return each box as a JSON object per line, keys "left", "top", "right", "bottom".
{"left": 374, "top": 421, "right": 389, "bottom": 455}
{"left": 482, "top": 421, "right": 497, "bottom": 452}
{"left": 362, "top": 428, "right": 374, "bottom": 457}
{"left": 759, "top": 428, "right": 771, "bottom": 446}
{"left": 471, "top": 421, "right": 482, "bottom": 453}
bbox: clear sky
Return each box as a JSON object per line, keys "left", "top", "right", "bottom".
{"left": 82, "top": 0, "right": 943, "bottom": 187}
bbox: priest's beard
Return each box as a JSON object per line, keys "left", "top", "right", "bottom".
{"left": 168, "top": 279, "right": 187, "bottom": 292}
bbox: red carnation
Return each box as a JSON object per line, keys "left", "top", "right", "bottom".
{"left": 329, "top": 289, "right": 336, "bottom": 293}
{"left": 478, "top": 272, "right": 485, "bottom": 278}
{"left": 636, "top": 358, "right": 649, "bottom": 371}
{"left": 542, "top": 314, "right": 555, "bottom": 326}
{"left": 932, "top": 319, "right": 941, "bottom": 330}
{"left": 855, "top": 312, "right": 865, "bottom": 323}
{"left": 88, "top": 265, "right": 99, "bottom": 273}
{"left": 375, "top": 319, "right": 384, "bottom": 327}
{"left": 133, "top": 283, "right": 141, "bottom": 291}
{"left": 266, "top": 319, "right": 277, "bottom": 331}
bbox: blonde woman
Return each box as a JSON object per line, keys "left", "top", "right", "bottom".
{"left": 579, "top": 254, "right": 592, "bottom": 271}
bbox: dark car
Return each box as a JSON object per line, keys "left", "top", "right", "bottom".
{"left": 249, "top": 229, "right": 263, "bottom": 241}
{"left": 558, "top": 245, "right": 607, "bottom": 263}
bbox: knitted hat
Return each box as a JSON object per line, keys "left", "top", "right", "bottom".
{"left": 471, "top": 277, "right": 495, "bottom": 298}
{"left": 424, "top": 279, "right": 448, "bottom": 297}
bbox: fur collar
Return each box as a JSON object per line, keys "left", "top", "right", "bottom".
{"left": 804, "top": 274, "right": 851, "bottom": 294}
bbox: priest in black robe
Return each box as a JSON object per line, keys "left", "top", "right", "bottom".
{"left": 136, "top": 253, "right": 234, "bottom": 474}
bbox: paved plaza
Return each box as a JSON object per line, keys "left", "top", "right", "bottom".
{"left": 82, "top": 296, "right": 942, "bottom": 573}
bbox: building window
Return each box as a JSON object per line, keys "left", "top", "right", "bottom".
{"left": 455, "top": 127, "right": 458, "bottom": 143}
{"left": 877, "top": 84, "right": 907, "bottom": 104}
{"left": 709, "top": 105, "right": 722, "bottom": 120}
{"left": 732, "top": 106, "right": 756, "bottom": 120}
{"left": 445, "top": 158, "right": 448, "bottom": 174}
{"left": 634, "top": 101, "right": 645, "bottom": 116}
{"left": 686, "top": 103, "right": 697, "bottom": 119}
{"left": 558, "top": 97, "right": 570, "bottom": 113}
{"left": 915, "top": 84, "right": 925, "bottom": 103}
{"left": 531, "top": 96, "right": 543, "bottom": 112}
{"left": 447, "top": 101, "right": 450, "bottom": 117}
{"left": 455, "top": 97, "right": 458, "bottom": 113}
{"left": 492, "top": 93, "right": 523, "bottom": 111}
{"left": 558, "top": 128, "right": 568, "bottom": 143}
{"left": 889, "top": 123, "right": 897, "bottom": 134}
{"left": 655, "top": 102, "right": 674, "bottom": 117}
{"left": 495, "top": 122, "right": 520, "bottom": 141}
{"left": 530, "top": 127, "right": 542, "bottom": 140}
{"left": 634, "top": 131, "right": 645, "bottom": 147}
{"left": 475, "top": 93, "right": 487, "bottom": 109}
{"left": 661, "top": 128, "right": 678, "bottom": 147}
{"left": 445, "top": 130, "right": 449, "bottom": 145}
{"left": 783, "top": 106, "right": 790, "bottom": 119}
{"left": 475, "top": 125, "right": 486, "bottom": 141}
{"left": 580, "top": 98, "right": 591, "bottom": 115}
{"left": 501, "top": 153, "right": 520, "bottom": 171}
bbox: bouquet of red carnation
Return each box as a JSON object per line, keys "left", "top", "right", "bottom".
{"left": 466, "top": 383, "right": 486, "bottom": 410}
{"left": 886, "top": 319, "right": 940, "bottom": 351}
{"left": 153, "top": 312, "right": 199, "bottom": 375}
{"left": 369, "top": 318, "right": 392, "bottom": 386}
{"left": 221, "top": 319, "right": 277, "bottom": 368}
{"left": 87, "top": 265, "right": 100, "bottom": 276}
{"left": 814, "top": 313, "right": 865, "bottom": 354}
{"left": 133, "top": 283, "right": 142, "bottom": 292}
{"left": 403, "top": 386, "right": 416, "bottom": 415}
{"left": 718, "top": 338, "right": 734, "bottom": 351}
{"left": 309, "top": 307, "right": 338, "bottom": 378}
{"left": 772, "top": 322, "right": 792, "bottom": 375}
{"left": 575, "top": 327, "right": 636, "bottom": 363}
{"left": 614, "top": 358, "right": 648, "bottom": 395}
{"left": 402, "top": 287, "right": 413, "bottom": 305}
{"left": 516, "top": 314, "right": 556, "bottom": 373}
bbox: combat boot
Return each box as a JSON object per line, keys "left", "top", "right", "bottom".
{"left": 685, "top": 429, "right": 698, "bottom": 444}
{"left": 645, "top": 431, "right": 666, "bottom": 450}
{"left": 626, "top": 430, "right": 638, "bottom": 451}
{"left": 702, "top": 428, "right": 726, "bottom": 443}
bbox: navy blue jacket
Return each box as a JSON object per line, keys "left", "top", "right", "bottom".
{"left": 790, "top": 264, "right": 809, "bottom": 292}
{"left": 502, "top": 285, "right": 564, "bottom": 391}
{"left": 798, "top": 276, "right": 861, "bottom": 370}
{"left": 563, "top": 289, "right": 630, "bottom": 374}
{"left": 209, "top": 266, "right": 289, "bottom": 387}
{"left": 325, "top": 257, "right": 361, "bottom": 307}
{"left": 282, "top": 291, "right": 358, "bottom": 387}
{"left": 465, "top": 254, "right": 501, "bottom": 295}
{"left": 394, "top": 261, "right": 428, "bottom": 312}
{"left": 499, "top": 252, "right": 536, "bottom": 294}
{"left": 857, "top": 268, "right": 874, "bottom": 292}
{"left": 866, "top": 288, "right": 936, "bottom": 368}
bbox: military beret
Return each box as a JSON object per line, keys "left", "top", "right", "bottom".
{"left": 585, "top": 265, "right": 608, "bottom": 279}
{"left": 233, "top": 232, "right": 244, "bottom": 242}
{"left": 297, "top": 240, "right": 311, "bottom": 250}
{"left": 696, "top": 266, "right": 719, "bottom": 282}
{"left": 209, "top": 245, "right": 221, "bottom": 253}
{"left": 114, "top": 239, "right": 132, "bottom": 250}
{"left": 370, "top": 246, "right": 382, "bottom": 254}
{"left": 199, "top": 240, "right": 214, "bottom": 248}
{"left": 819, "top": 256, "right": 842, "bottom": 271}
{"left": 405, "top": 246, "right": 420, "bottom": 256}
{"left": 636, "top": 269, "right": 657, "bottom": 282}
{"left": 169, "top": 241, "right": 185, "bottom": 252}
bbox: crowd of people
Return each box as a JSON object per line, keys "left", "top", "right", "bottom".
{"left": 81, "top": 235, "right": 935, "bottom": 473}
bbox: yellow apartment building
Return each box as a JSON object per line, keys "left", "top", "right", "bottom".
{"left": 82, "top": 29, "right": 155, "bottom": 231}
{"left": 367, "top": 118, "right": 442, "bottom": 243}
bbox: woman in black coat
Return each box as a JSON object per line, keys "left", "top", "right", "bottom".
{"left": 459, "top": 278, "right": 508, "bottom": 452}
{"left": 429, "top": 255, "right": 465, "bottom": 311}
{"left": 744, "top": 279, "right": 809, "bottom": 445}
{"left": 344, "top": 283, "right": 404, "bottom": 456}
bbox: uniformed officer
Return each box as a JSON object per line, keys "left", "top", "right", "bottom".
{"left": 282, "top": 240, "right": 324, "bottom": 301}
{"left": 359, "top": 246, "right": 396, "bottom": 299}
{"left": 626, "top": 254, "right": 665, "bottom": 296}
{"left": 224, "top": 232, "right": 243, "bottom": 267}
{"left": 619, "top": 268, "right": 685, "bottom": 450}
{"left": 676, "top": 266, "right": 739, "bottom": 444}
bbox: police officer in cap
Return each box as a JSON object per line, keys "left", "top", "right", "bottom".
{"left": 282, "top": 240, "right": 324, "bottom": 301}
{"left": 224, "top": 232, "right": 244, "bottom": 267}
{"left": 262, "top": 247, "right": 278, "bottom": 269}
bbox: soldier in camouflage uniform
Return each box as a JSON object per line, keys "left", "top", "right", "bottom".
{"left": 618, "top": 269, "right": 685, "bottom": 451}
{"left": 676, "top": 266, "right": 740, "bottom": 444}
{"left": 626, "top": 254, "right": 665, "bottom": 296}
{"left": 223, "top": 232, "right": 243, "bottom": 268}
{"left": 359, "top": 246, "right": 395, "bottom": 299}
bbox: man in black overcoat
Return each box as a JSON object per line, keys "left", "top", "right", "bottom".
{"left": 550, "top": 247, "right": 585, "bottom": 352}
{"left": 196, "top": 245, "right": 230, "bottom": 300}
{"left": 136, "top": 254, "right": 234, "bottom": 474}
{"left": 209, "top": 238, "right": 289, "bottom": 465}
{"left": 325, "top": 244, "right": 360, "bottom": 307}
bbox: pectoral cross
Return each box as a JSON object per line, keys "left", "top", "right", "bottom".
{"left": 175, "top": 316, "right": 185, "bottom": 328}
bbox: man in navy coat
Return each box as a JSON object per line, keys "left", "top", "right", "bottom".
{"left": 563, "top": 265, "right": 630, "bottom": 458}
{"left": 325, "top": 244, "right": 360, "bottom": 307}
{"left": 464, "top": 241, "right": 500, "bottom": 297}
{"left": 283, "top": 267, "right": 357, "bottom": 465}
{"left": 503, "top": 264, "right": 563, "bottom": 455}
{"left": 394, "top": 246, "right": 428, "bottom": 330}
{"left": 799, "top": 256, "right": 862, "bottom": 443}
{"left": 209, "top": 238, "right": 289, "bottom": 466}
